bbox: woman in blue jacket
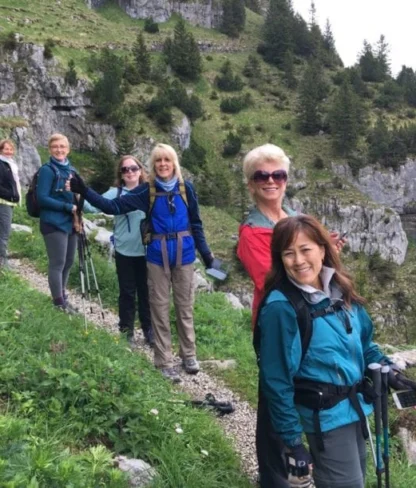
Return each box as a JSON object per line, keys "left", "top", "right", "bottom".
{"left": 70, "top": 143, "right": 213, "bottom": 383}
{"left": 37, "top": 133, "right": 77, "bottom": 311}
{"left": 83, "top": 155, "right": 154, "bottom": 347}
{"left": 256, "top": 214, "right": 399, "bottom": 488}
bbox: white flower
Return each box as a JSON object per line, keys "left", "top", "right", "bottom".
{"left": 175, "top": 424, "right": 183, "bottom": 434}
{"left": 150, "top": 408, "right": 159, "bottom": 416}
{"left": 15, "top": 310, "right": 21, "bottom": 316}
{"left": 200, "top": 449, "right": 209, "bottom": 457}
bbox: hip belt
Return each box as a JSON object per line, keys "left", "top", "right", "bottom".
{"left": 151, "top": 230, "right": 192, "bottom": 273}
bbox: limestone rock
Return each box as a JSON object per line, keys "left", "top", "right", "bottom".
{"left": 171, "top": 115, "right": 191, "bottom": 151}
{"left": 115, "top": 455, "right": 156, "bottom": 487}
{"left": 11, "top": 224, "right": 32, "bottom": 233}
{"left": 11, "top": 126, "right": 42, "bottom": 186}
{"left": 225, "top": 292, "right": 244, "bottom": 310}
{"left": 398, "top": 428, "right": 416, "bottom": 465}
{"left": 200, "top": 359, "right": 237, "bottom": 370}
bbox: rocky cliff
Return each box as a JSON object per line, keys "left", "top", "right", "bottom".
{"left": 86, "top": 0, "right": 223, "bottom": 29}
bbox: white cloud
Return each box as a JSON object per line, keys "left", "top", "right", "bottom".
{"left": 292, "top": 0, "right": 416, "bottom": 76}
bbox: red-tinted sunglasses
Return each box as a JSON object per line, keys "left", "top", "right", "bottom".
{"left": 251, "top": 170, "right": 288, "bottom": 183}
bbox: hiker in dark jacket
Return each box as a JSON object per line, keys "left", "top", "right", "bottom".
{"left": 70, "top": 143, "right": 213, "bottom": 383}
{"left": 0, "top": 139, "right": 20, "bottom": 269}
{"left": 82, "top": 155, "right": 154, "bottom": 347}
{"left": 37, "top": 133, "right": 78, "bottom": 312}
{"left": 257, "top": 215, "right": 402, "bottom": 488}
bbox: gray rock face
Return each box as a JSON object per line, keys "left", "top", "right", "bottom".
{"left": 332, "top": 160, "right": 416, "bottom": 214}
{"left": 171, "top": 115, "right": 191, "bottom": 150}
{"left": 11, "top": 127, "right": 42, "bottom": 186}
{"left": 86, "top": 0, "right": 223, "bottom": 28}
{"left": 0, "top": 42, "right": 116, "bottom": 162}
{"left": 292, "top": 197, "right": 408, "bottom": 265}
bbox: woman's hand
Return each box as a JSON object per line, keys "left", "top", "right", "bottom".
{"left": 330, "top": 232, "right": 347, "bottom": 254}
{"left": 65, "top": 175, "right": 72, "bottom": 192}
{"left": 69, "top": 173, "right": 88, "bottom": 196}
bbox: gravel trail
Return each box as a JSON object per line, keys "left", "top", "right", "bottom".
{"left": 10, "top": 258, "right": 259, "bottom": 484}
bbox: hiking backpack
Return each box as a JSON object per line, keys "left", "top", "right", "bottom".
{"left": 25, "top": 163, "right": 61, "bottom": 218}
{"left": 140, "top": 181, "right": 189, "bottom": 245}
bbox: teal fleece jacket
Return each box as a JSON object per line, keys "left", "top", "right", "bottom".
{"left": 83, "top": 186, "right": 146, "bottom": 257}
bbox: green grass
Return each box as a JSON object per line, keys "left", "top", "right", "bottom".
{"left": 0, "top": 270, "right": 252, "bottom": 487}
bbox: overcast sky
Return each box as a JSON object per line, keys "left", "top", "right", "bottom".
{"left": 292, "top": 0, "right": 416, "bottom": 76}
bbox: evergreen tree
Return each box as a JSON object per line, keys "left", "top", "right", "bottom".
{"left": 64, "top": 59, "right": 78, "bottom": 87}
{"left": 329, "top": 79, "right": 364, "bottom": 156}
{"left": 291, "top": 13, "right": 312, "bottom": 57}
{"left": 376, "top": 34, "right": 391, "bottom": 79}
{"left": 322, "top": 19, "right": 342, "bottom": 67}
{"left": 182, "top": 136, "right": 207, "bottom": 174}
{"left": 282, "top": 50, "right": 297, "bottom": 89}
{"left": 89, "top": 144, "right": 116, "bottom": 193}
{"left": 296, "top": 60, "right": 328, "bottom": 135}
{"left": 132, "top": 31, "right": 151, "bottom": 81}
{"left": 215, "top": 60, "right": 244, "bottom": 91}
{"left": 91, "top": 49, "right": 124, "bottom": 121}
{"left": 222, "top": 0, "right": 246, "bottom": 38}
{"left": 164, "top": 18, "right": 202, "bottom": 80}
{"left": 243, "top": 55, "right": 261, "bottom": 78}
{"left": 262, "top": 0, "right": 293, "bottom": 66}
{"left": 308, "top": 2, "right": 323, "bottom": 60}
{"left": 367, "top": 116, "right": 390, "bottom": 164}
{"left": 359, "top": 40, "right": 380, "bottom": 82}
{"left": 397, "top": 66, "right": 416, "bottom": 107}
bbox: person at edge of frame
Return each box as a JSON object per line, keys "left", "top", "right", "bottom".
{"left": 37, "top": 133, "right": 78, "bottom": 313}
{"left": 256, "top": 214, "right": 416, "bottom": 488}
{"left": 81, "top": 155, "right": 154, "bottom": 347}
{"left": 68, "top": 143, "right": 214, "bottom": 384}
{"left": 236, "top": 143, "right": 345, "bottom": 487}
{"left": 0, "top": 138, "right": 21, "bottom": 269}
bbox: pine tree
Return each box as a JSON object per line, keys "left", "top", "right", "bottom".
{"left": 222, "top": 0, "right": 245, "bottom": 38}
{"left": 329, "top": 79, "right": 364, "bottom": 156}
{"left": 215, "top": 60, "right": 244, "bottom": 91}
{"left": 164, "top": 18, "right": 202, "bottom": 80}
{"left": 367, "top": 116, "right": 390, "bottom": 164}
{"left": 132, "top": 31, "right": 151, "bottom": 81}
{"left": 262, "top": 0, "right": 293, "bottom": 66}
{"left": 282, "top": 50, "right": 297, "bottom": 89}
{"left": 397, "top": 66, "right": 416, "bottom": 107}
{"left": 64, "top": 59, "right": 78, "bottom": 87}
{"left": 322, "top": 19, "right": 342, "bottom": 67}
{"left": 296, "top": 60, "right": 328, "bottom": 135}
{"left": 376, "top": 34, "right": 391, "bottom": 80}
{"left": 291, "top": 13, "right": 312, "bottom": 57}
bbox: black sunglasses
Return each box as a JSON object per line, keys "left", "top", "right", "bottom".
{"left": 121, "top": 165, "right": 140, "bottom": 174}
{"left": 251, "top": 170, "right": 288, "bottom": 183}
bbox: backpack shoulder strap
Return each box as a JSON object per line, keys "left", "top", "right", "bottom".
{"left": 179, "top": 181, "right": 188, "bottom": 207}
{"left": 253, "top": 279, "right": 313, "bottom": 364}
{"left": 148, "top": 182, "right": 157, "bottom": 214}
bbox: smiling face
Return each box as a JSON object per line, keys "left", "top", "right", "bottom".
{"left": 1, "top": 142, "right": 15, "bottom": 158}
{"left": 248, "top": 160, "right": 288, "bottom": 205}
{"left": 154, "top": 151, "right": 175, "bottom": 181}
{"left": 120, "top": 157, "right": 141, "bottom": 187}
{"left": 282, "top": 231, "right": 325, "bottom": 290}
{"left": 49, "top": 137, "right": 70, "bottom": 162}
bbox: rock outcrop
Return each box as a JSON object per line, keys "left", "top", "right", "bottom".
{"left": 0, "top": 41, "right": 116, "bottom": 160}
{"left": 86, "top": 0, "right": 223, "bottom": 29}
{"left": 291, "top": 196, "right": 408, "bottom": 265}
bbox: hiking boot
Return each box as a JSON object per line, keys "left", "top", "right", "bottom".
{"left": 161, "top": 367, "right": 181, "bottom": 383}
{"left": 143, "top": 327, "right": 155, "bottom": 347}
{"left": 182, "top": 357, "right": 200, "bottom": 375}
{"left": 64, "top": 301, "right": 79, "bottom": 315}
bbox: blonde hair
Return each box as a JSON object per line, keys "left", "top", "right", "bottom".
{"left": 0, "top": 139, "right": 16, "bottom": 154}
{"left": 48, "top": 133, "right": 70, "bottom": 149}
{"left": 148, "top": 143, "right": 183, "bottom": 183}
{"left": 243, "top": 143, "right": 290, "bottom": 182}
{"left": 115, "top": 155, "right": 148, "bottom": 187}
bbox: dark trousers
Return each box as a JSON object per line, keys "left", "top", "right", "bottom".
{"left": 115, "top": 252, "right": 151, "bottom": 336}
{"left": 257, "top": 386, "right": 290, "bottom": 488}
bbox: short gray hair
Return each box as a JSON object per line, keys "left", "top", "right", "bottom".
{"left": 243, "top": 144, "right": 290, "bottom": 182}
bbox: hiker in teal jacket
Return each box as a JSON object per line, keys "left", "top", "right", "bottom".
{"left": 37, "top": 133, "right": 77, "bottom": 311}
{"left": 82, "top": 155, "right": 153, "bottom": 346}
{"left": 257, "top": 215, "right": 391, "bottom": 488}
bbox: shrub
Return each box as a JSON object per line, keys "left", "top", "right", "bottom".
{"left": 281, "top": 122, "right": 291, "bottom": 131}
{"left": 312, "top": 155, "right": 325, "bottom": 169}
{"left": 220, "top": 93, "right": 251, "bottom": 114}
{"left": 64, "top": 60, "right": 78, "bottom": 87}
{"left": 144, "top": 17, "right": 159, "bottom": 33}
{"left": 88, "top": 145, "right": 116, "bottom": 193}
{"left": 368, "top": 252, "right": 396, "bottom": 285}
{"left": 210, "top": 91, "right": 219, "bottom": 100}
{"left": 215, "top": 61, "right": 244, "bottom": 92}
{"left": 1, "top": 31, "right": 18, "bottom": 51}
{"left": 43, "top": 38, "right": 55, "bottom": 59}
{"left": 206, "top": 55, "right": 213, "bottom": 61}
{"left": 222, "top": 132, "right": 242, "bottom": 157}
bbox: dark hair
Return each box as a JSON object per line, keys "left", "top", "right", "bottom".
{"left": 264, "top": 215, "right": 365, "bottom": 307}
{"left": 114, "top": 155, "right": 148, "bottom": 187}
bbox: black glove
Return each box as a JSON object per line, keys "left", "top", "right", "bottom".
{"left": 286, "top": 444, "right": 312, "bottom": 477}
{"left": 202, "top": 253, "right": 214, "bottom": 269}
{"left": 388, "top": 364, "right": 416, "bottom": 391}
{"left": 70, "top": 173, "right": 88, "bottom": 197}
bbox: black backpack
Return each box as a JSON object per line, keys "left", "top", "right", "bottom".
{"left": 26, "top": 163, "right": 61, "bottom": 218}
{"left": 253, "top": 278, "right": 313, "bottom": 364}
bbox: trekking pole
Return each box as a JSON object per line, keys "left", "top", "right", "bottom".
{"left": 80, "top": 231, "right": 94, "bottom": 314}
{"left": 381, "top": 365, "right": 390, "bottom": 488}
{"left": 369, "top": 363, "right": 384, "bottom": 488}
{"left": 77, "top": 234, "right": 88, "bottom": 330}
{"left": 366, "top": 415, "right": 377, "bottom": 468}
{"left": 82, "top": 229, "right": 105, "bottom": 322}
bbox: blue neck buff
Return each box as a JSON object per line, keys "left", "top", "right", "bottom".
{"left": 50, "top": 156, "right": 69, "bottom": 166}
{"left": 155, "top": 176, "right": 178, "bottom": 192}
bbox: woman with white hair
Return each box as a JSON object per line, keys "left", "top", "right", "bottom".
{"left": 69, "top": 143, "right": 213, "bottom": 384}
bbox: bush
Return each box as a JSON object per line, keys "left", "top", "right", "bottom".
{"left": 1, "top": 31, "right": 18, "bottom": 51}
{"left": 205, "top": 55, "right": 213, "bottom": 61}
{"left": 88, "top": 145, "right": 116, "bottom": 193}
{"left": 215, "top": 61, "right": 244, "bottom": 92}
{"left": 64, "top": 59, "right": 78, "bottom": 87}
{"left": 210, "top": 91, "right": 219, "bottom": 100}
{"left": 312, "top": 155, "right": 325, "bottom": 169}
{"left": 281, "top": 122, "right": 291, "bottom": 131}
{"left": 222, "top": 132, "right": 242, "bottom": 157}
{"left": 43, "top": 38, "right": 55, "bottom": 59}
{"left": 220, "top": 93, "right": 251, "bottom": 114}
{"left": 368, "top": 252, "right": 396, "bottom": 285}
{"left": 144, "top": 17, "right": 159, "bottom": 33}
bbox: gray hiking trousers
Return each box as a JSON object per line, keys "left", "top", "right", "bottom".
{"left": 0, "top": 203, "right": 13, "bottom": 262}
